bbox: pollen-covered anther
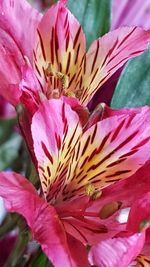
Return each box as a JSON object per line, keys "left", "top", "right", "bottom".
{"left": 56, "top": 72, "right": 69, "bottom": 90}
{"left": 85, "top": 184, "right": 102, "bottom": 200}
{"left": 64, "top": 90, "right": 76, "bottom": 97}
{"left": 85, "top": 183, "right": 95, "bottom": 197}
{"left": 45, "top": 63, "right": 70, "bottom": 95}
{"left": 99, "top": 201, "right": 122, "bottom": 219}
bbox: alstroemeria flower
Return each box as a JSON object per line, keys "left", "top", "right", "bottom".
{"left": 0, "top": 99, "right": 150, "bottom": 266}
{"left": 88, "top": 185, "right": 150, "bottom": 267}
{"left": 0, "top": 0, "right": 150, "bottom": 110}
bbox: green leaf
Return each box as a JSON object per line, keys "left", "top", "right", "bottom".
{"left": 0, "top": 118, "right": 16, "bottom": 145}
{"left": 29, "top": 248, "right": 53, "bottom": 267}
{"left": 0, "top": 133, "right": 22, "bottom": 171}
{"left": 67, "top": 0, "right": 111, "bottom": 49}
{"left": 111, "top": 48, "right": 150, "bottom": 108}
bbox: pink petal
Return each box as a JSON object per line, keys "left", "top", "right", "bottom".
{"left": 61, "top": 96, "right": 89, "bottom": 127}
{"left": 67, "top": 234, "right": 90, "bottom": 267}
{"left": 127, "top": 192, "right": 150, "bottom": 234}
{"left": 87, "top": 104, "right": 149, "bottom": 128}
{"left": 0, "top": 0, "right": 41, "bottom": 105}
{"left": 0, "top": 36, "right": 23, "bottom": 105}
{"left": 88, "top": 232, "right": 145, "bottom": 267}
{"left": 56, "top": 160, "right": 150, "bottom": 246}
{"left": 0, "top": 0, "right": 41, "bottom": 62}
{"left": 33, "top": 0, "right": 86, "bottom": 95}
{"left": 136, "top": 254, "right": 150, "bottom": 266}
{"left": 112, "top": 0, "right": 150, "bottom": 30}
{"left": 64, "top": 106, "right": 150, "bottom": 197}
{"left": 19, "top": 65, "right": 42, "bottom": 114}
{"left": 80, "top": 27, "right": 150, "bottom": 105}
{"left": 31, "top": 99, "right": 82, "bottom": 202}
{"left": 0, "top": 96, "right": 16, "bottom": 119}
{"left": 0, "top": 172, "right": 72, "bottom": 267}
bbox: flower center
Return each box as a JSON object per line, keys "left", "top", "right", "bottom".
{"left": 45, "top": 63, "right": 75, "bottom": 98}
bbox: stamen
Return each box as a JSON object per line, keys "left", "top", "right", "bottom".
{"left": 56, "top": 72, "right": 69, "bottom": 90}
{"left": 85, "top": 184, "right": 95, "bottom": 197}
{"left": 45, "top": 63, "right": 71, "bottom": 97}
{"left": 85, "top": 184, "right": 102, "bottom": 200}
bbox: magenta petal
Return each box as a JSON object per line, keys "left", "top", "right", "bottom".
{"left": 0, "top": 172, "right": 72, "bottom": 267}
{"left": 76, "top": 160, "right": 150, "bottom": 244}
{"left": 0, "top": 0, "right": 41, "bottom": 105}
{"left": 0, "top": 96, "right": 16, "bottom": 119}
{"left": 0, "top": 37, "right": 22, "bottom": 105}
{"left": 127, "top": 192, "right": 150, "bottom": 234}
{"left": 67, "top": 235, "right": 90, "bottom": 267}
{"left": 88, "top": 233, "right": 145, "bottom": 267}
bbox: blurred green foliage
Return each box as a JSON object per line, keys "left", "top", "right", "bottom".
{"left": 0, "top": 119, "right": 22, "bottom": 171}
{"left": 30, "top": 248, "right": 53, "bottom": 267}
{"left": 67, "top": 0, "right": 111, "bottom": 49}
{"left": 111, "top": 48, "right": 150, "bottom": 108}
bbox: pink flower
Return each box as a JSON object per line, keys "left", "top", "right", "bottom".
{"left": 0, "top": 99, "right": 150, "bottom": 266}
{"left": 0, "top": 0, "right": 150, "bottom": 111}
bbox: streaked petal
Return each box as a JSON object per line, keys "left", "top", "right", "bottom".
{"left": 61, "top": 96, "right": 89, "bottom": 127}
{"left": 88, "top": 69, "right": 122, "bottom": 111}
{"left": 80, "top": 27, "right": 150, "bottom": 105}
{"left": 34, "top": 0, "right": 85, "bottom": 95}
{"left": 63, "top": 107, "right": 150, "bottom": 198}
{"left": 86, "top": 104, "right": 148, "bottom": 129}
{"left": 88, "top": 233, "right": 145, "bottom": 267}
{"left": 31, "top": 99, "right": 82, "bottom": 203}
{"left": 57, "top": 161, "right": 150, "bottom": 245}
{"left": 136, "top": 255, "right": 150, "bottom": 267}
{"left": 0, "top": 172, "right": 72, "bottom": 267}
